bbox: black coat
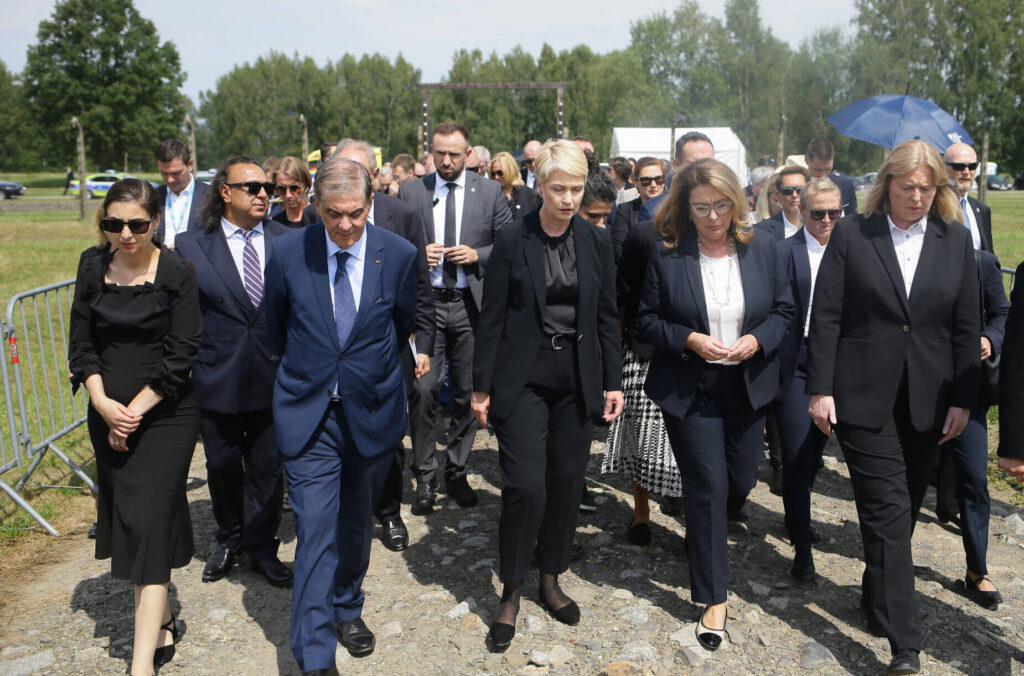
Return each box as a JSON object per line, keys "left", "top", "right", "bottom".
{"left": 998, "top": 260, "right": 1024, "bottom": 459}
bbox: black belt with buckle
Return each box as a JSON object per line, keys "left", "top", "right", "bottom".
{"left": 546, "top": 334, "right": 579, "bottom": 351}
{"left": 433, "top": 288, "right": 465, "bottom": 302}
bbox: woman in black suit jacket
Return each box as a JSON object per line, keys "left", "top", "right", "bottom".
{"left": 473, "top": 140, "right": 623, "bottom": 650}
{"left": 490, "top": 150, "right": 538, "bottom": 219}
{"left": 807, "top": 140, "right": 979, "bottom": 674}
{"left": 637, "top": 158, "right": 794, "bottom": 651}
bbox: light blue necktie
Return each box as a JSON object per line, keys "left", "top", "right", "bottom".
{"left": 333, "top": 251, "right": 356, "bottom": 347}
{"left": 961, "top": 198, "right": 972, "bottom": 235}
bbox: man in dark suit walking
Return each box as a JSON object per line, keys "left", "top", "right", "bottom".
{"left": 155, "top": 139, "right": 209, "bottom": 249}
{"left": 332, "top": 138, "right": 435, "bottom": 552}
{"left": 265, "top": 159, "right": 418, "bottom": 673}
{"left": 943, "top": 141, "right": 994, "bottom": 253}
{"left": 805, "top": 138, "right": 858, "bottom": 217}
{"left": 755, "top": 166, "right": 809, "bottom": 241}
{"left": 398, "top": 122, "right": 513, "bottom": 514}
{"left": 175, "top": 157, "right": 293, "bottom": 588}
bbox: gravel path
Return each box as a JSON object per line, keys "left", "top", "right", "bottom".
{"left": 2, "top": 432, "right": 1024, "bottom": 675}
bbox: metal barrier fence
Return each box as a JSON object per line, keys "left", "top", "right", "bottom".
{"left": 1, "top": 279, "right": 93, "bottom": 535}
{"left": 1004, "top": 266, "right": 1017, "bottom": 290}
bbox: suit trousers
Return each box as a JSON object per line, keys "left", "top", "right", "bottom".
{"left": 374, "top": 347, "right": 417, "bottom": 521}
{"left": 777, "top": 345, "right": 828, "bottom": 545}
{"left": 937, "top": 406, "right": 991, "bottom": 575}
{"left": 410, "top": 295, "right": 478, "bottom": 483}
{"left": 494, "top": 343, "right": 593, "bottom": 582}
{"left": 284, "top": 402, "right": 392, "bottom": 672}
{"left": 199, "top": 409, "right": 283, "bottom": 562}
{"left": 835, "top": 382, "right": 939, "bottom": 654}
{"left": 662, "top": 365, "right": 765, "bottom": 604}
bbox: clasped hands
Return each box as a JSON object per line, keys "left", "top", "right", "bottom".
{"left": 426, "top": 243, "right": 477, "bottom": 268}
{"left": 685, "top": 332, "right": 760, "bottom": 363}
{"left": 94, "top": 395, "right": 140, "bottom": 452}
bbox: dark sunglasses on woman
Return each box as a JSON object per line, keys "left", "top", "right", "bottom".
{"left": 275, "top": 184, "right": 305, "bottom": 195}
{"left": 637, "top": 175, "right": 665, "bottom": 186}
{"left": 492, "top": 170, "right": 504, "bottom": 178}
{"left": 100, "top": 217, "right": 153, "bottom": 234}
{"left": 227, "top": 181, "right": 275, "bottom": 196}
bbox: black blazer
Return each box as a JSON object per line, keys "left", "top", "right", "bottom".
{"left": 173, "top": 221, "right": 288, "bottom": 414}
{"left": 774, "top": 227, "right": 816, "bottom": 400}
{"left": 611, "top": 197, "right": 643, "bottom": 264}
{"left": 998, "top": 260, "right": 1024, "bottom": 459}
{"left": 637, "top": 228, "right": 794, "bottom": 418}
{"left": 473, "top": 213, "right": 622, "bottom": 422}
{"left": 806, "top": 213, "right": 980, "bottom": 432}
{"left": 754, "top": 212, "right": 787, "bottom": 242}
{"left": 505, "top": 185, "right": 538, "bottom": 221}
{"left": 156, "top": 180, "right": 209, "bottom": 244}
{"left": 965, "top": 195, "right": 994, "bottom": 253}
{"left": 829, "top": 173, "right": 858, "bottom": 215}
{"left": 617, "top": 219, "right": 661, "bottom": 357}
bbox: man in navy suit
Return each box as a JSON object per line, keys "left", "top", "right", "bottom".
{"left": 636, "top": 132, "right": 715, "bottom": 222}
{"left": 774, "top": 177, "right": 841, "bottom": 582}
{"left": 175, "top": 157, "right": 293, "bottom": 588}
{"left": 155, "top": 139, "right": 209, "bottom": 249}
{"left": 755, "top": 166, "right": 809, "bottom": 241}
{"left": 943, "top": 141, "right": 994, "bottom": 253}
{"left": 805, "top": 138, "right": 858, "bottom": 217}
{"left": 265, "top": 159, "right": 418, "bottom": 673}
{"left": 520, "top": 139, "right": 541, "bottom": 188}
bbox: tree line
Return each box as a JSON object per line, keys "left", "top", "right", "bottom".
{"left": 1, "top": 0, "right": 1022, "bottom": 176}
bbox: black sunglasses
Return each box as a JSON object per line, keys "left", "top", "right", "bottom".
{"left": 227, "top": 181, "right": 274, "bottom": 196}
{"left": 778, "top": 185, "right": 804, "bottom": 196}
{"left": 637, "top": 175, "right": 665, "bottom": 186}
{"left": 945, "top": 161, "right": 979, "bottom": 172}
{"left": 275, "top": 184, "right": 305, "bottom": 195}
{"left": 100, "top": 217, "right": 153, "bottom": 234}
{"left": 808, "top": 208, "right": 843, "bottom": 221}
{"left": 492, "top": 170, "right": 504, "bottom": 177}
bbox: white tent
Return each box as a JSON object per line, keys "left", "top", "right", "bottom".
{"left": 608, "top": 127, "right": 749, "bottom": 181}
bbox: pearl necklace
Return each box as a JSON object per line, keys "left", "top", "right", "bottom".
{"left": 698, "top": 237, "right": 736, "bottom": 307}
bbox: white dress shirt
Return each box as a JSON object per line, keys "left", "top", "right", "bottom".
{"left": 220, "top": 218, "right": 265, "bottom": 284}
{"left": 804, "top": 235, "right": 828, "bottom": 338}
{"left": 430, "top": 171, "right": 469, "bottom": 289}
{"left": 164, "top": 175, "right": 195, "bottom": 248}
{"left": 525, "top": 169, "right": 536, "bottom": 189}
{"left": 888, "top": 215, "right": 928, "bottom": 298}
{"left": 959, "top": 197, "right": 982, "bottom": 250}
{"left": 325, "top": 226, "right": 367, "bottom": 313}
{"left": 782, "top": 212, "right": 800, "bottom": 238}
{"left": 699, "top": 252, "right": 745, "bottom": 365}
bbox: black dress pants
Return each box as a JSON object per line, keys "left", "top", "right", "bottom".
{"left": 835, "top": 386, "right": 939, "bottom": 654}
{"left": 494, "top": 343, "right": 593, "bottom": 582}
{"left": 375, "top": 346, "right": 417, "bottom": 521}
{"left": 199, "top": 409, "right": 284, "bottom": 562}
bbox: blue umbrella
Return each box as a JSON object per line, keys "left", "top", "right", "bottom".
{"left": 827, "top": 95, "right": 973, "bottom": 151}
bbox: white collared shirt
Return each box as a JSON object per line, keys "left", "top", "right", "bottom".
{"left": 804, "top": 234, "right": 828, "bottom": 338}
{"left": 325, "top": 226, "right": 367, "bottom": 313}
{"left": 783, "top": 211, "right": 801, "bottom": 238}
{"left": 164, "top": 176, "right": 195, "bottom": 248}
{"left": 525, "top": 169, "right": 536, "bottom": 189}
{"left": 431, "top": 170, "right": 469, "bottom": 289}
{"left": 220, "top": 218, "right": 265, "bottom": 286}
{"left": 888, "top": 214, "right": 928, "bottom": 298}
{"left": 960, "top": 197, "right": 982, "bottom": 250}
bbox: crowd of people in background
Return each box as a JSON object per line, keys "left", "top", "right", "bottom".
{"left": 68, "top": 121, "right": 1024, "bottom": 676}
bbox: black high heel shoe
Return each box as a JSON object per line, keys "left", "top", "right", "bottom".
{"left": 153, "top": 613, "right": 182, "bottom": 668}
{"left": 695, "top": 606, "right": 727, "bottom": 651}
{"left": 963, "top": 573, "right": 1002, "bottom": 610}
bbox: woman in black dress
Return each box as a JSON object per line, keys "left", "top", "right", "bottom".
{"left": 69, "top": 178, "right": 201, "bottom": 676}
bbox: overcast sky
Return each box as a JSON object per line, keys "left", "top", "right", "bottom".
{"left": 1, "top": 0, "right": 857, "bottom": 105}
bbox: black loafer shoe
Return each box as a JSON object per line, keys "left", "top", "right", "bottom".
{"left": 202, "top": 544, "right": 236, "bottom": 583}
{"left": 962, "top": 573, "right": 1002, "bottom": 610}
{"left": 539, "top": 593, "right": 580, "bottom": 625}
{"left": 887, "top": 649, "right": 920, "bottom": 674}
{"left": 627, "top": 520, "right": 652, "bottom": 546}
{"left": 337, "top": 617, "right": 375, "bottom": 656}
{"left": 411, "top": 480, "right": 436, "bottom": 515}
{"left": 251, "top": 555, "right": 293, "bottom": 587}
{"left": 445, "top": 475, "right": 479, "bottom": 507}
{"left": 660, "top": 495, "right": 683, "bottom": 516}
{"left": 487, "top": 621, "right": 515, "bottom": 650}
{"left": 790, "top": 544, "right": 815, "bottom": 582}
{"left": 379, "top": 515, "right": 409, "bottom": 551}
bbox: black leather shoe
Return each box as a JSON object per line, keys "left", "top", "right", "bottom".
{"left": 202, "top": 544, "right": 236, "bottom": 583}
{"left": 445, "top": 475, "right": 479, "bottom": 507}
{"left": 488, "top": 620, "right": 516, "bottom": 650}
{"left": 539, "top": 591, "right": 580, "bottom": 625}
{"left": 937, "top": 508, "right": 962, "bottom": 529}
{"left": 627, "top": 520, "right": 651, "bottom": 546}
{"left": 251, "top": 555, "right": 293, "bottom": 587}
{"left": 962, "top": 573, "right": 1002, "bottom": 610}
{"left": 790, "top": 544, "right": 815, "bottom": 582}
{"left": 337, "top": 617, "right": 375, "bottom": 656}
{"left": 302, "top": 668, "right": 339, "bottom": 676}
{"left": 379, "top": 515, "right": 409, "bottom": 551}
{"left": 887, "top": 649, "right": 920, "bottom": 674}
{"left": 411, "top": 480, "right": 436, "bottom": 515}
{"left": 660, "top": 495, "right": 683, "bottom": 516}
{"left": 695, "top": 606, "right": 727, "bottom": 651}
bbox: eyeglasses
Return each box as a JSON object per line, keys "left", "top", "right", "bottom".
{"left": 807, "top": 208, "right": 843, "bottom": 221}
{"left": 492, "top": 170, "right": 504, "bottom": 177}
{"left": 690, "top": 200, "right": 733, "bottom": 218}
{"left": 275, "top": 184, "right": 305, "bottom": 195}
{"left": 778, "top": 186, "right": 804, "bottom": 196}
{"left": 637, "top": 175, "right": 665, "bottom": 187}
{"left": 227, "top": 181, "right": 274, "bottom": 196}
{"left": 945, "top": 161, "right": 979, "bottom": 172}
{"left": 100, "top": 217, "right": 153, "bottom": 234}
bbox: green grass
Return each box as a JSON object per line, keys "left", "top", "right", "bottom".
{"left": 989, "top": 192, "right": 1024, "bottom": 272}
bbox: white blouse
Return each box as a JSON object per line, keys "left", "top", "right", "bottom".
{"left": 699, "top": 252, "right": 744, "bottom": 365}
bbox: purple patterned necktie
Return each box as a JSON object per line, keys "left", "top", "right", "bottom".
{"left": 334, "top": 251, "right": 356, "bottom": 347}
{"left": 241, "top": 229, "right": 263, "bottom": 307}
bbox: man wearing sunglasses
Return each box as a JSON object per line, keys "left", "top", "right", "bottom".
{"left": 943, "top": 141, "right": 993, "bottom": 253}
{"left": 773, "top": 177, "right": 842, "bottom": 583}
{"left": 174, "top": 157, "right": 293, "bottom": 590}
{"left": 155, "top": 139, "right": 209, "bottom": 249}
{"left": 520, "top": 139, "right": 541, "bottom": 188}
{"left": 756, "top": 165, "right": 810, "bottom": 241}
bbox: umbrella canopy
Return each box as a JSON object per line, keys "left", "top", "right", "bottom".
{"left": 827, "top": 95, "right": 973, "bottom": 151}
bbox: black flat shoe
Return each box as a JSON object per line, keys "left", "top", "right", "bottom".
{"left": 487, "top": 621, "right": 516, "bottom": 650}
{"left": 539, "top": 591, "right": 580, "bottom": 625}
{"left": 337, "top": 617, "right": 375, "bottom": 656}
{"left": 660, "top": 495, "right": 683, "bottom": 516}
{"left": 962, "top": 573, "right": 1002, "bottom": 610}
{"left": 627, "top": 520, "right": 651, "bottom": 546}
{"left": 695, "top": 606, "right": 726, "bottom": 651}
{"left": 887, "top": 649, "right": 920, "bottom": 674}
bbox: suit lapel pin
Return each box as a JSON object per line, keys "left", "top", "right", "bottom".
{"left": 470, "top": 187, "right": 476, "bottom": 193}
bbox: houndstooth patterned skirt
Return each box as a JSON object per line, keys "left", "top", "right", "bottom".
{"left": 601, "top": 346, "right": 682, "bottom": 496}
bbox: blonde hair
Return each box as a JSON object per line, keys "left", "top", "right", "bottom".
{"left": 656, "top": 158, "right": 752, "bottom": 248}
{"left": 491, "top": 151, "right": 524, "bottom": 188}
{"left": 754, "top": 173, "right": 780, "bottom": 220}
{"left": 275, "top": 156, "right": 312, "bottom": 190}
{"left": 800, "top": 177, "right": 841, "bottom": 208}
{"left": 534, "top": 139, "right": 588, "bottom": 185}
{"left": 861, "top": 140, "right": 958, "bottom": 223}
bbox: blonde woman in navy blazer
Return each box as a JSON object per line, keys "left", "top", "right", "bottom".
{"left": 637, "top": 158, "right": 793, "bottom": 651}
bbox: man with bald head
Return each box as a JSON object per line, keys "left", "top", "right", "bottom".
{"left": 944, "top": 141, "right": 993, "bottom": 253}
{"left": 637, "top": 131, "right": 715, "bottom": 222}
{"left": 521, "top": 139, "right": 541, "bottom": 188}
